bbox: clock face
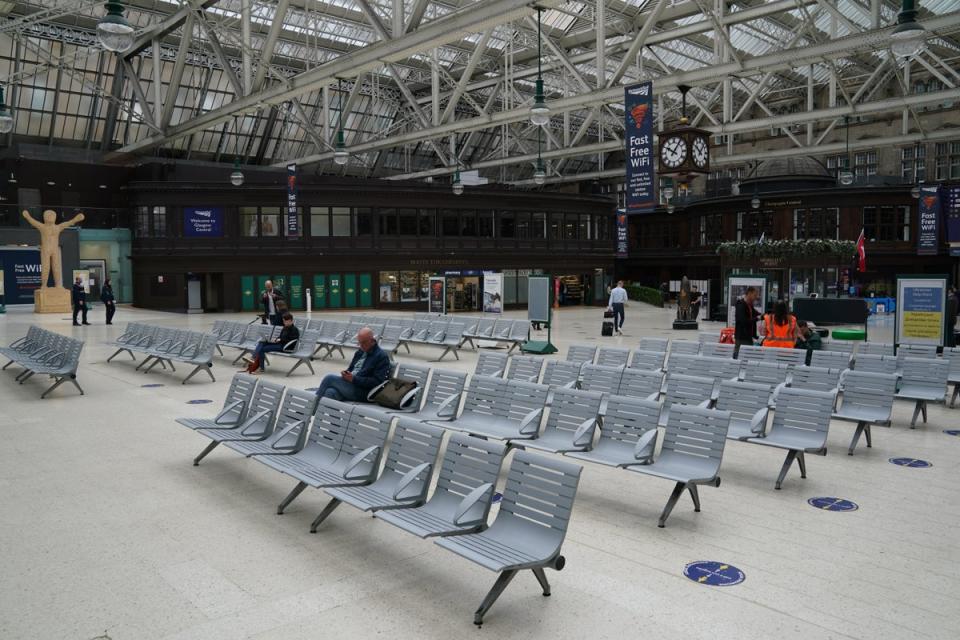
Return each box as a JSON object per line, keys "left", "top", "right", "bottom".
{"left": 660, "top": 135, "right": 688, "bottom": 169}
{"left": 692, "top": 136, "right": 709, "bottom": 168}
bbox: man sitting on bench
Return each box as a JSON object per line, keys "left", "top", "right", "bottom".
{"left": 314, "top": 327, "right": 390, "bottom": 401}
{"left": 242, "top": 312, "right": 299, "bottom": 374}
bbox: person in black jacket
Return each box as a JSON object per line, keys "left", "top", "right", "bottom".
{"left": 314, "top": 327, "right": 391, "bottom": 401}
{"left": 71, "top": 276, "right": 89, "bottom": 326}
{"left": 242, "top": 312, "right": 299, "bottom": 373}
{"left": 101, "top": 278, "right": 116, "bottom": 325}
{"left": 734, "top": 286, "right": 758, "bottom": 356}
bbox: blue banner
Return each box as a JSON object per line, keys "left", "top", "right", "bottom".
{"left": 183, "top": 207, "right": 223, "bottom": 237}
{"left": 917, "top": 185, "right": 940, "bottom": 255}
{"left": 624, "top": 81, "right": 655, "bottom": 213}
{"left": 286, "top": 163, "right": 300, "bottom": 236}
{"left": 616, "top": 212, "right": 628, "bottom": 257}
{"left": 945, "top": 184, "right": 960, "bottom": 243}
{"left": 0, "top": 248, "right": 41, "bottom": 304}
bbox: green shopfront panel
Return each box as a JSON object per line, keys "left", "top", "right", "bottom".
{"left": 343, "top": 273, "right": 357, "bottom": 308}
{"left": 359, "top": 273, "right": 372, "bottom": 307}
{"left": 329, "top": 274, "right": 342, "bottom": 308}
{"left": 241, "top": 276, "right": 256, "bottom": 311}
{"left": 312, "top": 274, "right": 327, "bottom": 309}
{"left": 289, "top": 275, "right": 304, "bottom": 310}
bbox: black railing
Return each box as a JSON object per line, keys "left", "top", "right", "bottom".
{"left": 0, "top": 205, "right": 132, "bottom": 230}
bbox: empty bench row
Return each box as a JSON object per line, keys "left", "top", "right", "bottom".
{"left": 1, "top": 326, "right": 85, "bottom": 398}
{"left": 104, "top": 323, "right": 217, "bottom": 384}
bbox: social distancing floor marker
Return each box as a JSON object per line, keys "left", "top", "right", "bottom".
{"left": 807, "top": 497, "right": 858, "bottom": 512}
{"left": 186, "top": 399, "right": 213, "bottom": 405}
{"left": 889, "top": 457, "right": 932, "bottom": 468}
{"left": 683, "top": 561, "right": 745, "bottom": 587}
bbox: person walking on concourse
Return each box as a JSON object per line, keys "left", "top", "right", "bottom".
{"left": 607, "top": 280, "right": 628, "bottom": 335}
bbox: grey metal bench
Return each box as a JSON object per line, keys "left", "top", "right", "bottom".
{"left": 368, "top": 362, "right": 431, "bottom": 410}
{"left": 638, "top": 337, "right": 669, "bottom": 352}
{"left": 659, "top": 372, "right": 716, "bottom": 426}
{"left": 596, "top": 346, "right": 630, "bottom": 368}
{"left": 896, "top": 356, "right": 948, "bottom": 427}
{"left": 628, "top": 404, "right": 731, "bottom": 527}
{"left": 506, "top": 355, "right": 544, "bottom": 383}
{"left": 224, "top": 389, "right": 319, "bottom": 458}
{"left": 390, "top": 367, "right": 467, "bottom": 422}
{"left": 578, "top": 364, "right": 624, "bottom": 394}
{"left": 852, "top": 353, "right": 899, "bottom": 376}
{"left": 265, "top": 328, "right": 321, "bottom": 376}
{"left": 176, "top": 373, "right": 258, "bottom": 431}
{"left": 746, "top": 387, "right": 835, "bottom": 489}
{"left": 541, "top": 360, "right": 582, "bottom": 390}
{"left": 192, "top": 380, "right": 286, "bottom": 465}
{"left": 700, "top": 342, "right": 736, "bottom": 358}
{"left": 857, "top": 341, "right": 894, "bottom": 357}
{"left": 668, "top": 340, "right": 700, "bottom": 357}
{"left": 565, "top": 344, "right": 597, "bottom": 365}
{"left": 628, "top": 348, "right": 666, "bottom": 372}
{"left": 438, "top": 376, "right": 549, "bottom": 442}
{"left": 715, "top": 379, "right": 772, "bottom": 440}
{"left": 833, "top": 370, "right": 897, "bottom": 455}
{"left": 475, "top": 351, "right": 508, "bottom": 377}
{"left": 520, "top": 387, "right": 603, "bottom": 453}
{"left": 739, "top": 361, "right": 791, "bottom": 386}
{"left": 809, "top": 349, "right": 853, "bottom": 370}
{"left": 3, "top": 327, "right": 86, "bottom": 398}
{"left": 566, "top": 395, "right": 661, "bottom": 467}
{"left": 942, "top": 347, "right": 960, "bottom": 406}
{"left": 435, "top": 451, "right": 582, "bottom": 626}
{"left": 616, "top": 367, "right": 663, "bottom": 400}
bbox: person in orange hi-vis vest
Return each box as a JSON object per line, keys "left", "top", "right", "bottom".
{"left": 762, "top": 300, "right": 797, "bottom": 348}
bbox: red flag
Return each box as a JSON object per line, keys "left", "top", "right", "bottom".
{"left": 856, "top": 229, "right": 866, "bottom": 272}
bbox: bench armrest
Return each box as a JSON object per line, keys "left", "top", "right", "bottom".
{"left": 491, "top": 367, "right": 505, "bottom": 378}
{"left": 435, "top": 392, "right": 461, "bottom": 418}
{"left": 572, "top": 418, "right": 597, "bottom": 448}
{"left": 645, "top": 391, "right": 660, "bottom": 401}
{"left": 772, "top": 382, "right": 787, "bottom": 405}
{"left": 562, "top": 379, "right": 578, "bottom": 389}
{"left": 343, "top": 445, "right": 381, "bottom": 480}
{"left": 518, "top": 407, "right": 544, "bottom": 436}
{"left": 750, "top": 407, "right": 769, "bottom": 436}
{"left": 634, "top": 429, "right": 658, "bottom": 464}
{"left": 392, "top": 462, "right": 432, "bottom": 501}
{"left": 698, "top": 398, "right": 713, "bottom": 408}
{"left": 214, "top": 400, "right": 246, "bottom": 426}
{"left": 282, "top": 339, "right": 299, "bottom": 352}
{"left": 453, "top": 482, "right": 493, "bottom": 526}
{"left": 270, "top": 420, "right": 304, "bottom": 450}
{"left": 239, "top": 410, "right": 272, "bottom": 436}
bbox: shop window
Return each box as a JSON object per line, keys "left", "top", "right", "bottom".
{"left": 563, "top": 214, "right": 578, "bottom": 240}
{"left": 418, "top": 272, "right": 430, "bottom": 300}
{"left": 379, "top": 208, "right": 398, "bottom": 235}
{"left": 310, "top": 206, "right": 329, "bottom": 236}
{"left": 460, "top": 210, "right": 477, "bottom": 236}
{"left": 935, "top": 141, "right": 960, "bottom": 181}
{"left": 901, "top": 145, "right": 926, "bottom": 182}
{"left": 548, "top": 213, "right": 563, "bottom": 240}
{"left": 579, "top": 214, "right": 591, "bottom": 240}
{"left": 825, "top": 154, "right": 847, "bottom": 179}
{"left": 793, "top": 208, "right": 838, "bottom": 240}
{"left": 441, "top": 209, "right": 459, "bottom": 236}
{"left": 240, "top": 206, "right": 258, "bottom": 237}
{"left": 694, "top": 213, "right": 724, "bottom": 247}
{"left": 151, "top": 206, "right": 166, "bottom": 236}
{"left": 398, "top": 208, "right": 417, "bottom": 235}
{"left": 594, "top": 214, "right": 611, "bottom": 241}
{"left": 331, "top": 207, "right": 351, "bottom": 236}
{"left": 499, "top": 211, "right": 516, "bottom": 238}
{"left": 399, "top": 271, "right": 419, "bottom": 302}
{"left": 516, "top": 212, "right": 531, "bottom": 239}
{"left": 261, "top": 207, "right": 280, "bottom": 237}
{"left": 379, "top": 271, "right": 399, "bottom": 303}
{"left": 418, "top": 209, "right": 435, "bottom": 236}
{"left": 863, "top": 206, "right": 911, "bottom": 242}
{"left": 502, "top": 269, "right": 518, "bottom": 304}
{"left": 737, "top": 210, "right": 773, "bottom": 242}
{"left": 356, "top": 208, "right": 372, "bottom": 235}
{"left": 134, "top": 206, "right": 151, "bottom": 238}
{"left": 478, "top": 211, "right": 494, "bottom": 238}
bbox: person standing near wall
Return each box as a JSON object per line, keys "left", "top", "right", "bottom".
{"left": 261, "top": 280, "right": 287, "bottom": 326}
{"left": 101, "top": 278, "right": 116, "bottom": 325}
{"left": 607, "top": 280, "right": 628, "bottom": 335}
{"left": 71, "top": 276, "right": 89, "bottom": 326}
{"left": 734, "top": 286, "right": 758, "bottom": 356}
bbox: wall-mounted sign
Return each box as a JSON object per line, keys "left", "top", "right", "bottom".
{"left": 482, "top": 272, "right": 502, "bottom": 314}
{"left": 616, "top": 212, "right": 628, "bottom": 257}
{"left": 183, "top": 207, "right": 223, "bottom": 237}
{"left": 286, "top": 163, "right": 300, "bottom": 237}
{"left": 623, "top": 81, "right": 655, "bottom": 213}
{"left": 917, "top": 185, "right": 941, "bottom": 255}
{"left": 945, "top": 184, "right": 960, "bottom": 243}
{"left": 896, "top": 276, "right": 946, "bottom": 346}
{"left": 0, "top": 248, "right": 41, "bottom": 304}
{"left": 428, "top": 276, "right": 445, "bottom": 314}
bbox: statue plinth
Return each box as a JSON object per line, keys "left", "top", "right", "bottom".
{"left": 673, "top": 319, "right": 699, "bottom": 330}
{"left": 34, "top": 287, "right": 72, "bottom": 313}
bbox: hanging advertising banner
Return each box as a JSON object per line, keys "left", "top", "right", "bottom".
{"left": 482, "top": 272, "right": 502, "bottom": 314}
{"left": 182, "top": 207, "right": 223, "bottom": 237}
{"left": 896, "top": 276, "right": 947, "bottom": 346}
{"left": 428, "top": 276, "right": 445, "bottom": 314}
{"left": 616, "top": 211, "right": 628, "bottom": 257}
{"left": 623, "top": 81, "right": 656, "bottom": 213}
{"left": 917, "top": 185, "right": 941, "bottom": 255}
{"left": 0, "top": 248, "right": 41, "bottom": 304}
{"left": 945, "top": 184, "right": 960, "bottom": 254}
{"left": 286, "top": 163, "right": 300, "bottom": 237}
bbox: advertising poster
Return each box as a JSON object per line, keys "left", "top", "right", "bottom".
{"left": 623, "top": 81, "right": 656, "bottom": 213}
{"left": 0, "top": 248, "right": 41, "bottom": 304}
{"left": 428, "top": 276, "right": 445, "bottom": 314}
{"left": 183, "top": 207, "right": 223, "bottom": 237}
{"left": 897, "top": 276, "right": 946, "bottom": 346}
{"left": 727, "top": 276, "right": 766, "bottom": 327}
{"left": 286, "top": 163, "right": 300, "bottom": 237}
{"left": 616, "top": 212, "right": 628, "bottom": 257}
{"left": 482, "top": 272, "right": 502, "bottom": 314}
{"left": 379, "top": 285, "right": 393, "bottom": 303}
{"left": 945, "top": 184, "right": 960, "bottom": 253}
{"left": 917, "top": 185, "right": 941, "bottom": 255}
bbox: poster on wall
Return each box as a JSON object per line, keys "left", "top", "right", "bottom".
{"left": 896, "top": 276, "right": 947, "bottom": 346}
{"left": 727, "top": 275, "right": 766, "bottom": 327}
{"left": 379, "top": 285, "right": 393, "bottom": 303}
{"left": 483, "top": 272, "right": 502, "bottom": 314}
{"left": 286, "top": 163, "right": 300, "bottom": 237}
{"left": 616, "top": 212, "right": 628, "bottom": 257}
{"left": 623, "top": 81, "right": 655, "bottom": 213}
{"left": 945, "top": 184, "right": 960, "bottom": 254}
{"left": 0, "top": 248, "right": 41, "bottom": 304}
{"left": 183, "top": 207, "right": 223, "bottom": 237}
{"left": 428, "top": 276, "right": 445, "bottom": 314}
{"left": 917, "top": 185, "right": 941, "bottom": 255}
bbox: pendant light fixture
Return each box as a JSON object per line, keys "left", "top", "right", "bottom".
{"left": 839, "top": 116, "right": 854, "bottom": 186}
{"left": 890, "top": 0, "right": 927, "bottom": 58}
{"left": 0, "top": 85, "right": 12, "bottom": 134}
{"left": 452, "top": 169, "right": 464, "bottom": 195}
{"left": 529, "top": 8, "right": 550, "bottom": 127}
{"left": 97, "top": 1, "right": 135, "bottom": 53}
{"left": 533, "top": 125, "right": 546, "bottom": 185}
{"left": 333, "top": 78, "right": 349, "bottom": 166}
{"left": 230, "top": 157, "right": 244, "bottom": 186}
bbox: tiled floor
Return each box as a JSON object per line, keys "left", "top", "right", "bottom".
{"left": 0, "top": 303, "right": 957, "bottom": 639}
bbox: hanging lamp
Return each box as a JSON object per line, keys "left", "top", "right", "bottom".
{"left": 333, "top": 78, "right": 349, "bottom": 165}
{"left": 97, "top": 1, "right": 135, "bottom": 53}
{"left": 230, "top": 157, "right": 244, "bottom": 186}
{"left": 839, "top": 116, "right": 854, "bottom": 185}
{"left": 452, "top": 169, "right": 464, "bottom": 195}
{"left": 529, "top": 8, "right": 550, "bottom": 127}
{"left": 890, "top": 0, "right": 927, "bottom": 58}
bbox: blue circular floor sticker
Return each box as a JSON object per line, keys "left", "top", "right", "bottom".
{"left": 808, "top": 497, "right": 859, "bottom": 512}
{"left": 944, "top": 430, "right": 960, "bottom": 437}
{"left": 141, "top": 383, "right": 165, "bottom": 388}
{"left": 187, "top": 399, "right": 213, "bottom": 405}
{"left": 683, "top": 561, "right": 745, "bottom": 587}
{"left": 889, "top": 457, "right": 932, "bottom": 468}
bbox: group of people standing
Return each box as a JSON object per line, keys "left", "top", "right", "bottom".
{"left": 71, "top": 276, "right": 116, "bottom": 326}
{"left": 734, "top": 286, "right": 820, "bottom": 355}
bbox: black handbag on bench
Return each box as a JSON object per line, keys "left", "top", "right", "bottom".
{"left": 369, "top": 377, "right": 419, "bottom": 410}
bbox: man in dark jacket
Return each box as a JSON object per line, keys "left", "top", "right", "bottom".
{"left": 734, "top": 286, "right": 758, "bottom": 356}
{"left": 100, "top": 278, "right": 116, "bottom": 325}
{"left": 261, "top": 280, "right": 286, "bottom": 326}
{"left": 243, "top": 312, "right": 299, "bottom": 373}
{"left": 71, "top": 276, "right": 89, "bottom": 326}
{"left": 314, "top": 327, "right": 390, "bottom": 401}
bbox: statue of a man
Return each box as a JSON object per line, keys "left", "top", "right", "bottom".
{"left": 22, "top": 209, "right": 85, "bottom": 289}
{"left": 677, "top": 276, "right": 691, "bottom": 321}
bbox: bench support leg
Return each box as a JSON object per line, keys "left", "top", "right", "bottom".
{"left": 531, "top": 567, "right": 551, "bottom": 596}
{"left": 2, "top": 358, "right": 16, "bottom": 370}
{"left": 473, "top": 569, "right": 518, "bottom": 626}
{"left": 41, "top": 376, "right": 68, "bottom": 399}
{"left": 864, "top": 424, "right": 872, "bottom": 448}
{"left": 796, "top": 451, "right": 807, "bottom": 478}
{"left": 309, "top": 498, "right": 342, "bottom": 532}
{"left": 276, "top": 481, "right": 308, "bottom": 515}
{"left": 135, "top": 355, "right": 154, "bottom": 371}
{"left": 658, "top": 482, "right": 687, "bottom": 528}
{"left": 910, "top": 401, "right": 923, "bottom": 428}
{"left": 143, "top": 357, "right": 164, "bottom": 373}
{"left": 106, "top": 347, "right": 133, "bottom": 363}
{"left": 687, "top": 484, "right": 701, "bottom": 512}
{"left": 215, "top": 344, "right": 224, "bottom": 356}
{"left": 193, "top": 441, "right": 220, "bottom": 466}
{"left": 18, "top": 370, "right": 35, "bottom": 383}
{"left": 952, "top": 384, "right": 959, "bottom": 408}
{"left": 775, "top": 450, "right": 798, "bottom": 490}
{"left": 182, "top": 365, "right": 207, "bottom": 385}
{"left": 848, "top": 422, "right": 866, "bottom": 456}
{"left": 231, "top": 351, "right": 249, "bottom": 366}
